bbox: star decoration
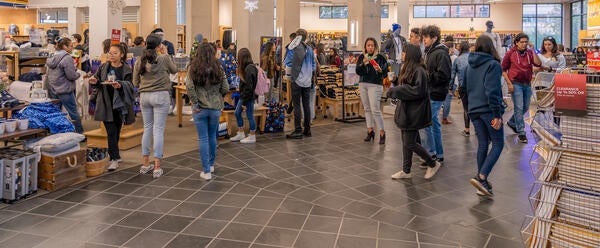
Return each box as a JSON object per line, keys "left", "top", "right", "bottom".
{"left": 244, "top": 0, "right": 259, "bottom": 13}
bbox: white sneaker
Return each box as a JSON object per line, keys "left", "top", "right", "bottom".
{"left": 240, "top": 134, "right": 256, "bottom": 144}
{"left": 210, "top": 166, "right": 214, "bottom": 173}
{"left": 200, "top": 172, "right": 212, "bottom": 180}
{"left": 391, "top": 170, "right": 412, "bottom": 179}
{"left": 108, "top": 160, "right": 119, "bottom": 171}
{"left": 139, "top": 163, "right": 155, "bottom": 174}
{"left": 230, "top": 132, "right": 246, "bottom": 141}
{"left": 424, "top": 161, "right": 442, "bottom": 179}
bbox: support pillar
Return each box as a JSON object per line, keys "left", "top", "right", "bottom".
{"left": 67, "top": 7, "right": 83, "bottom": 35}
{"left": 276, "top": 0, "right": 300, "bottom": 46}
{"left": 139, "top": 0, "right": 156, "bottom": 39}
{"left": 232, "top": 0, "right": 274, "bottom": 58}
{"left": 347, "top": 0, "right": 381, "bottom": 51}
{"left": 159, "top": 0, "right": 177, "bottom": 49}
{"left": 186, "top": 0, "right": 219, "bottom": 53}
{"left": 89, "top": 0, "right": 124, "bottom": 58}
{"left": 397, "top": 1, "right": 409, "bottom": 38}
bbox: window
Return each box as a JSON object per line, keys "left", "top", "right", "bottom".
{"left": 39, "top": 9, "right": 68, "bottom": 24}
{"left": 413, "top": 5, "right": 489, "bottom": 18}
{"left": 177, "top": 0, "right": 185, "bottom": 25}
{"left": 319, "top": 6, "right": 347, "bottom": 19}
{"left": 522, "top": 4, "right": 562, "bottom": 47}
{"left": 572, "top": 0, "right": 588, "bottom": 49}
{"left": 381, "top": 5, "right": 389, "bottom": 19}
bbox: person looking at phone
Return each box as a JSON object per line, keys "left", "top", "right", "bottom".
{"left": 356, "top": 37, "right": 388, "bottom": 144}
{"left": 462, "top": 35, "right": 505, "bottom": 196}
{"left": 501, "top": 33, "right": 541, "bottom": 143}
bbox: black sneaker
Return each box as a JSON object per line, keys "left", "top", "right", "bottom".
{"left": 518, "top": 135, "right": 528, "bottom": 143}
{"left": 507, "top": 123, "right": 518, "bottom": 134}
{"left": 286, "top": 131, "right": 303, "bottom": 139}
{"left": 469, "top": 177, "right": 493, "bottom": 196}
{"left": 303, "top": 130, "right": 312, "bottom": 137}
{"left": 436, "top": 157, "right": 444, "bottom": 163}
{"left": 286, "top": 105, "right": 294, "bottom": 115}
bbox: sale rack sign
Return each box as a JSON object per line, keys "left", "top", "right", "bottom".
{"left": 554, "top": 74, "right": 587, "bottom": 116}
{"left": 111, "top": 29, "right": 121, "bottom": 45}
{"left": 586, "top": 52, "right": 600, "bottom": 70}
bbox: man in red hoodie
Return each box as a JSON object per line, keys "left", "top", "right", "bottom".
{"left": 501, "top": 33, "right": 542, "bottom": 143}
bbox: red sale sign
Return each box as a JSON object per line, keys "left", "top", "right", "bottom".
{"left": 111, "top": 29, "right": 121, "bottom": 45}
{"left": 554, "top": 74, "right": 587, "bottom": 116}
{"left": 586, "top": 52, "right": 600, "bottom": 70}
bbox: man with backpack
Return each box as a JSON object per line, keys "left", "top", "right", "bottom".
{"left": 284, "top": 28, "right": 316, "bottom": 139}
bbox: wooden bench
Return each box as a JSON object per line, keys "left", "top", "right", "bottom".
{"left": 321, "top": 98, "right": 363, "bottom": 120}
{"left": 223, "top": 106, "right": 268, "bottom": 136}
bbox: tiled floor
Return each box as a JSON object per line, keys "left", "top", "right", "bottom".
{"left": 0, "top": 113, "right": 537, "bottom": 248}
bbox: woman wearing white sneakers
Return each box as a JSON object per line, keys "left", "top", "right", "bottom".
{"left": 230, "top": 48, "right": 258, "bottom": 144}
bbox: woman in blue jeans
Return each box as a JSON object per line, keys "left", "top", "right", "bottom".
{"left": 463, "top": 35, "right": 505, "bottom": 196}
{"left": 186, "top": 43, "right": 229, "bottom": 180}
{"left": 230, "top": 48, "right": 258, "bottom": 144}
{"left": 133, "top": 34, "right": 178, "bottom": 178}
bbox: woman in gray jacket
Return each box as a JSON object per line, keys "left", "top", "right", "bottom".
{"left": 46, "top": 38, "right": 83, "bottom": 133}
{"left": 133, "top": 34, "right": 177, "bottom": 178}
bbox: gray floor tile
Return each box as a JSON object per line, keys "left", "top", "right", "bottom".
{"left": 0, "top": 229, "right": 18, "bottom": 242}
{"left": 165, "top": 234, "right": 212, "bottom": 248}
{"left": 28, "top": 201, "right": 76, "bottom": 216}
{"left": 187, "top": 190, "right": 224, "bottom": 204}
{"left": 105, "top": 183, "right": 142, "bottom": 195}
{"left": 215, "top": 193, "right": 254, "bottom": 207}
{"left": 183, "top": 218, "right": 228, "bottom": 237}
{"left": 130, "top": 185, "right": 169, "bottom": 197}
{"left": 339, "top": 218, "right": 379, "bottom": 238}
{"left": 56, "top": 204, "right": 105, "bottom": 219}
{"left": 139, "top": 199, "right": 180, "bottom": 213}
{"left": 254, "top": 226, "right": 299, "bottom": 247}
{"left": 294, "top": 230, "right": 337, "bottom": 248}
{"left": 158, "top": 188, "right": 196, "bottom": 201}
{"left": 234, "top": 208, "right": 274, "bottom": 225}
{"left": 378, "top": 223, "right": 417, "bottom": 242}
{"left": 85, "top": 207, "right": 132, "bottom": 224}
{"left": 267, "top": 212, "right": 308, "bottom": 229}
{"left": 278, "top": 198, "right": 313, "bottom": 215}
{"left": 302, "top": 215, "right": 342, "bottom": 233}
{"left": 4, "top": 198, "right": 50, "bottom": 212}
{"left": 34, "top": 238, "right": 85, "bottom": 248}
{"left": 0, "top": 213, "right": 48, "bottom": 231}
{"left": 0, "top": 233, "right": 47, "bottom": 248}
{"left": 217, "top": 222, "right": 263, "bottom": 242}
{"left": 117, "top": 211, "right": 163, "bottom": 228}
{"left": 149, "top": 215, "right": 194, "bottom": 232}
{"left": 168, "top": 202, "right": 210, "bottom": 217}
{"left": 247, "top": 196, "right": 283, "bottom": 211}
{"left": 201, "top": 205, "right": 241, "bottom": 221}
{"left": 310, "top": 205, "right": 344, "bottom": 217}
{"left": 378, "top": 239, "right": 419, "bottom": 248}
{"left": 207, "top": 239, "right": 251, "bottom": 248}
{"left": 89, "top": 225, "right": 142, "bottom": 246}
{"left": 110, "top": 196, "right": 152, "bottom": 210}
{"left": 56, "top": 221, "right": 110, "bottom": 241}
{"left": 23, "top": 217, "right": 78, "bottom": 236}
{"left": 124, "top": 229, "right": 176, "bottom": 248}
{"left": 82, "top": 192, "right": 125, "bottom": 206}
{"left": 56, "top": 190, "right": 99, "bottom": 203}
{"left": 336, "top": 235, "right": 376, "bottom": 248}
{"left": 340, "top": 201, "right": 382, "bottom": 218}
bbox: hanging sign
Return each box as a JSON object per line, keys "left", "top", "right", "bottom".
{"left": 111, "top": 29, "right": 121, "bottom": 45}
{"left": 554, "top": 74, "right": 587, "bottom": 116}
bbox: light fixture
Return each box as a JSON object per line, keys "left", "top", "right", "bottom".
{"left": 245, "top": 0, "right": 259, "bottom": 13}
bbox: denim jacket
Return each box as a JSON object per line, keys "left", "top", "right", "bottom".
{"left": 451, "top": 52, "right": 469, "bottom": 91}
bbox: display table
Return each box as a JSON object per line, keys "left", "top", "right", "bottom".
{"left": 321, "top": 98, "right": 363, "bottom": 120}
{"left": 0, "top": 128, "right": 47, "bottom": 143}
{"left": 223, "top": 106, "right": 268, "bottom": 136}
{"left": 84, "top": 123, "right": 143, "bottom": 150}
{"left": 175, "top": 84, "right": 187, "bottom": 128}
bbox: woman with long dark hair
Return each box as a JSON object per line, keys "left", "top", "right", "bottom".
{"left": 186, "top": 43, "right": 229, "bottom": 180}
{"left": 328, "top": 48, "right": 342, "bottom": 68}
{"left": 261, "top": 41, "right": 279, "bottom": 101}
{"left": 574, "top": 47, "right": 586, "bottom": 65}
{"left": 452, "top": 41, "right": 472, "bottom": 136}
{"left": 388, "top": 44, "right": 442, "bottom": 180}
{"left": 316, "top": 43, "right": 328, "bottom": 65}
{"left": 356, "top": 37, "right": 388, "bottom": 144}
{"left": 230, "top": 48, "right": 258, "bottom": 144}
{"left": 133, "top": 34, "right": 177, "bottom": 178}
{"left": 45, "top": 37, "right": 84, "bottom": 133}
{"left": 538, "top": 36, "right": 566, "bottom": 71}
{"left": 462, "top": 35, "right": 505, "bottom": 196}
{"left": 88, "top": 43, "right": 135, "bottom": 171}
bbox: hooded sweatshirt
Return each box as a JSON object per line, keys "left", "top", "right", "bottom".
{"left": 463, "top": 52, "right": 505, "bottom": 119}
{"left": 501, "top": 47, "right": 541, "bottom": 84}
{"left": 424, "top": 42, "right": 452, "bottom": 101}
{"left": 46, "top": 50, "right": 81, "bottom": 94}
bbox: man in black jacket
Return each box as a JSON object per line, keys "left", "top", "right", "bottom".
{"left": 419, "top": 25, "right": 451, "bottom": 163}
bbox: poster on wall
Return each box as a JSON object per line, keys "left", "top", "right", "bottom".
{"left": 111, "top": 29, "right": 121, "bottom": 45}
{"left": 589, "top": 0, "right": 600, "bottom": 28}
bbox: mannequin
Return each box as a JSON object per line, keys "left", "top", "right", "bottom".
{"left": 381, "top": 23, "right": 407, "bottom": 78}
{"left": 481, "top": 20, "right": 504, "bottom": 57}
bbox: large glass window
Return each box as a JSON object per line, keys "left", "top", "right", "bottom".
{"left": 522, "top": 4, "right": 562, "bottom": 48}
{"left": 572, "top": 0, "right": 588, "bottom": 49}
{"left": 414, "top": 4, "right": 489, "bottom": 18}
{"left": 381, "top": 5, "right": 389, "bottom": 18}
{"left": 319, "top": 5, "right": 390, "bottom": 19}
{"left": 39, "top": 9, "right": 68, "bottom": 24}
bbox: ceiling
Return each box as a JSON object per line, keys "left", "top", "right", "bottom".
{"left": 301, "top": 0, "right": 574, "bottom": 5}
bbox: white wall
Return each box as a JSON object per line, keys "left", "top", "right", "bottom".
{"left": 28, "top": 0, "right": 140, "bottom": 8}
{"left": 299, "top": 5, "right": 400, "bottom": 32}
{"left": 219, "top": 0, "right": 232, "bottom": 27}
{"left": 409, "top": 3, "right": 523, "bottom": 32}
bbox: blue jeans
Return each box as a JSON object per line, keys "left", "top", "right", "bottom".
{"left": 442, "top": 93, "right": 453, "bottom": 119}
{"left": 48, "top": 90, "right": 84, "bottom": 133}
{"left": 508, "top": 83, "right": 532, "bottom": 136}
{"left": 234, "top": 99, "right": 256, "bottom": 131}
{"left": 419, "top": 100, "right": 444, "bottom": 158}
{"left": 471, "top": 113, "right": 504, "bottom": 178}
{"left": 140, "top": 91, "right": 170, "bottom": 159}
{"left": 193, "top": 108, "right": 221, "bottom": 173}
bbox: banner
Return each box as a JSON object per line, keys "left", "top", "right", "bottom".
{"left": 554, "top": 74, "right": 587, "bottom": 116}
{"left": 111, "top": 29, "right": 121, "bottom": 45}
{"left": 586, "top": 52, "right": 600, "bottom": 70}
{"left": 589, "top": 0, "right": 600, "bottom": 28}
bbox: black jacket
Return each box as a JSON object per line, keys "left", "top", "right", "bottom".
{"left": 355, "top": 54, "right": 388, "bottom": 85}
{"left": 424, "top": 42, "right": 452, "bottom": 101}
{"left": 91, "top": 63, "right": 135, "bottom": 125}
{"left": 387, "top": 66, "right": 432, "bottom": 131}
{"left": 240, "top": 64, "right": 258, "bottom": 102}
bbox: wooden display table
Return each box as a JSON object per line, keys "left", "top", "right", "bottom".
{"left": 0, "top": 128, "right": 48, "bottom": 143}
{"left": 321, "top": 98, "right": 364, "bottom": 120}
{"left": 223, "top": 106, "right": 268, "bottom": 136}
{"left": 84, "top": 123, "right": 143, "bottom": 150}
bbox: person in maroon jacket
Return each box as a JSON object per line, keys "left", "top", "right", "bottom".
{"left": 501, "top": 33, "right": 542, "bottom": 143}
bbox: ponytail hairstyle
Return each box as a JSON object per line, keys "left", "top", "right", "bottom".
{"left": 111, "top": 43, "right": 128, "bottom": 65}
{"left": 55, "top": 37, "right": 72, "bottom": 51}
{"left": 139, "top": 34, "right": 161, "bottom": 75}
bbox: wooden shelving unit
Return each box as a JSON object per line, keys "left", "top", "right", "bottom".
{"left": 176, "top": 25, "right": 186, "bottom": 51}
{"left": 441, "top": 30, "right": 520, "bottom": 45}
